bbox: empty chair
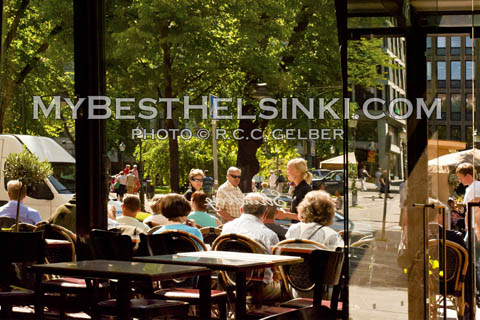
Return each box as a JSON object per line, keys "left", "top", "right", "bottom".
{"left": 428, "top": 239, "right": 469, "bottom": 319}
{"left": 273, "top": 241, "right": 345, "bottom": 316}
{"left": 0, "top": 231, "right": 45, "bottom": 319}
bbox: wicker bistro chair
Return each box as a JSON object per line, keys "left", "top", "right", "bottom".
{"left": 272, "top": 240, "right": 345, "bottom": 315}
{"left": 143, "top": 230, "right": 229, "bottom": 320}
{"left": 10, "top": 223, "right": 36, "bottom": 232}
{"left": 88, "top": 229, "right": 190, "bottom": 320}
{"left": 211, "top": 233, "right": 267, "bottom": 289}
{"left": 0, "top": 231, "right": 45, "bottom": 319}
{"left": 428, "top": 239, "right": 469, "bottom": 319}
{"left": 200, "top": 227, "right": 222, "bottom": 246}
{"left": 0, "top": 216, "right": 16, "bottom": 229}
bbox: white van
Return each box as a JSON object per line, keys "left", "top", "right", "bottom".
{"left": 0, "top": 135, "right": 75, "bottom": 221}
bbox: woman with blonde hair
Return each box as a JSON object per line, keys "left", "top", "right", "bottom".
{"left": 285, "top": 190, "right": 343, "bottom": 250}
{"left": 286, "top": 158, "right": 313, "bottom": 213}
{"left": 143, "top": 194, "right": 169, "bottom": 227}
{"left": 184, "top": 169, "right": 205, "bottom": 201}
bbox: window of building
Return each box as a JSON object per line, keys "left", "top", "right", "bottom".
{"left": 466, "top": 36, "right": 473, "bottom": 55}
{"left": 451, "top": 126, "right": 461, "bottom": 141}
{"left": 466, "top": 61, "right": 474, "bottom": 88}
{"left": 437, "top": 125, "right": 447, "bottom": 140}
{"left": 450, "top": 94, "right": 461, "bottom": 121}
{"left": 466, "top": 61, "right": 474, "bottom": 80}
{"left": 438, "top": 93, "right": 447, "bottom": 120}
{"left": 437, "top": 61, "right": 446, "bottom": 88}
{"left": 466, "top": 93, "right": 474, "bottom": 121}
{"left": 437, "top": 37, "right": 446, "bottom": 55}
{"left": 426, "top": 37, "right": 431, "bottom": 55}
{"left": 427, "top": 62, "right": 431, "bottom": 80}
{"left": 450, "top": 36, "right": 461, "bottom": 55}
{"left": 466, "top": 126, "right": 473, "bottom": 146}
{"left": 450, "top": 60, "right": 461, "bottom": 88}
{"left": 450, "top": 61, "right": 461, "bottom": 80}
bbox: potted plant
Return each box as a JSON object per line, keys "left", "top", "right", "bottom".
{"left": 3, "top": 147, "right": 52, "bottom": 232}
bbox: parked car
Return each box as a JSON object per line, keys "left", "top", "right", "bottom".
{"left": 309, "top": 169, "right": 330, "bottom": 179}
{"left": 312, "top": 170, "right": 344, "bottom": 195}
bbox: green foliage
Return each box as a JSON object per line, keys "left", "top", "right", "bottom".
{"left": 348, "top": 38, "right": 399, "bottom": 89}
{"left": 3, "top": 147, "right": 53, "bottom": 186}
{"left": 348, "top": 162, "right": 358, "bottom": 194}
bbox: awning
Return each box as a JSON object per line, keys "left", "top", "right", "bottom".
{"left": 320, "top": 152, "right": 357, "bottom": 170}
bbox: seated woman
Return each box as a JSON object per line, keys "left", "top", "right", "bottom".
{"left": 154, "top": 193, "right": 204, "bottom": 242}
{"left": 285, "top": 190, "right": 344, "bottom": 251}
{"left": 143, "top": 194, "right": 169, "bottom": 227}
{"left": 187, "top": 191, "right": 221, "bottom": 228}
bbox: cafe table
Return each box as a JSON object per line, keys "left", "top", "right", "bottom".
{"left": 30, "top": 259, "right": 212, "bottom": 320}
{"left": 133, "top": 250, "right": 303, "bottom": 319}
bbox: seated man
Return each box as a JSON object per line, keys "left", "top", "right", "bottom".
{"left": 263, "top": 205, "right": 286, "bottom": 241}
{"left": 0, "top": 180, "right": 41, "bottom": 225}
{"left": 116, "top": 194, "right": 150, "bottom": 233}
{"left": 221, "top": 193, "right": 282, "bottom": 300}
{"left": 49, "top": 194, "right": 76, "bottom": 233}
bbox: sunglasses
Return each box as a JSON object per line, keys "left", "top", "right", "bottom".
{"left": 229, "top": 174, "right": 241, "bottom": 179}
{"left": 191, "top": 178, "right": 204, "bottom": 182}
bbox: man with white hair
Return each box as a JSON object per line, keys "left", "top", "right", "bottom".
{"left": 221, "top": 193, "right": 281, "bottom": 300}
{"left": 0, "top": 180, "right": 41, "bottom": 225}
{"left": 216, "top": 167, "right": 244, "bottom": 222}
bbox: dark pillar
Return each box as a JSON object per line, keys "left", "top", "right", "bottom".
{"left": 334, "top": 0, "right": 349, "bottom": 318}
{"left": 405, "top": 27, "right": 428, "bottom": 320}
{"left": 73, "top": 0, "right": 107, "bottom": 235}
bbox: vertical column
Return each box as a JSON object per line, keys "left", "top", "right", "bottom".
{"left": 334, "top": 0, "right": 349, "bottom": 318}
{"left": 405, "top": 27, "right": 428, "bottom": 320}
{"left": 73, "top": 0, "right": 107, "bottom": 235}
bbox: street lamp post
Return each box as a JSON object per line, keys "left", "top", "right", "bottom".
{"left": 135, "top": 127, "right": 145, "bottom": 211}
{"left": 119, "top": 142, "right": 126, "bottom": 172}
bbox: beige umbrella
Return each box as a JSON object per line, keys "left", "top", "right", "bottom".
{"left": 320, "top": 152, "right": 357, "bottom": 170}
{"left": 428, "top": 148, "right": 480, "bottom": 173}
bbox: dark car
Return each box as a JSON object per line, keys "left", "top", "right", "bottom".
{"left": 312, "top": 170, "right": 344, "bottom": 195}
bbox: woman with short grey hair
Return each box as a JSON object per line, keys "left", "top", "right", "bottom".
{"left": 286, "top": 190, "right": 343, "bottom": 250}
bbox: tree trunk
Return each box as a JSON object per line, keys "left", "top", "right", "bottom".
{"left": 166, "top": 118, "right": 180, "bottom": 192}
{"left": 236, "top": 114, "right": 267, "bottom": 193}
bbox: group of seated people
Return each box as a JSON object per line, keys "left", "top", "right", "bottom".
{"left": 0, "top": 173, "right": 344, "bottom": 303}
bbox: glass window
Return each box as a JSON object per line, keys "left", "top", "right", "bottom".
{"left": 426, "top": 37, "right": 431, "bottom": 48}
{"left": 451, "top": 126, "right": 461, "bottom": 141}
{"left": 466, "top": 93, "right": 474, "bottom": 120}
{"left": 450, "top": 94, "right": 462, "bottom": 121}
{"left": 437, "top": 37, "right": 446, "bottom": 55}
{"left": 438, "top": 93, "right": 447, "bottom": 120}
{"left": 467, "top": 126, "right": 473, "bottom": 146}
{"left": 450, "top": 36, "right": 461, "bottom": 48}
{"left": 437, "top": 61, "right": 446, "bottom": 80}
{"left": 466, "top": 36, "right": 473, "bottom": 47}
{"left": 437, "top": 37, "right": 446, "bottom": 48}
{"left": 466, "top": 36, "right": 473, "bottom": 55}
{"left": 437, "top": 125, "right": 447, "bottom": 140}
{"left": 466, "top": 61, "right": 474, "bottom": 80}
{"left": 450, "top": 61, "right": 461, "bottom": 80}
{"left": 427, "top": 62, "right": 431, "bottom": 80}
{"left": 450, "top": 37, "right": 461, "bottom": 55}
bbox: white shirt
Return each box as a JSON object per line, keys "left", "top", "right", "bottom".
{"left": 285, "top": 222, "right": 344, "bottom": 251}
{"left": 143, "top": 214, "right": 169, "bottom": 226}
{"left": 464, "top": 181, "right": 480, "bottom": 206}
{"left": 269, "top": 174, "right": 277, "bottom": 188}
{"left": 117, "top": 215, "right": 150, "bottom": 233}
{"left": 221, "top": 214, "right": 279, "bottom": 283}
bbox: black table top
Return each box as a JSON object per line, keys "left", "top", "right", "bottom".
{"left": 133, "top": 251, "right": 303, "bottom": 271}
{"left": 30, "top": 259, "right": 210, "bottom": 281}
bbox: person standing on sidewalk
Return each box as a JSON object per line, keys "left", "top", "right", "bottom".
{"left": 360, "top": 165, "right": 371, "bottom": 192}
{"left": 375, "top": 167, "right": 382, "bottom": 191}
